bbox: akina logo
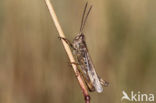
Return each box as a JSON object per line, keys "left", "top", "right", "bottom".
{"left": 121, "top": 91, "right": 154, "bottom": 102}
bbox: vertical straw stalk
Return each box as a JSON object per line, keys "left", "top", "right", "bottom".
{"left": 44, "top": 0, "right": 90, "bottom": 103}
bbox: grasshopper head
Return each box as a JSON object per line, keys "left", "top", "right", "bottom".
{"left": 74, "top": 33, "right": 85, "bottom": 41}
{"left": 73, "top": 33, "right": 86, "bottom": 49}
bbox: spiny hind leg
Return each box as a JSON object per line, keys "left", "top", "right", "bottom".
{"left": 98, "top": 77, "right": 109, "bottom": 87}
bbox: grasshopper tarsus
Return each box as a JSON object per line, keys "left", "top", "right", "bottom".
{"left": 100, "top": 79, "right": 109, "bottom": 87}
{"left": 104, "top": 81, "right": 109, "bottom": 87}
{"left": 75, "top": 70, "right": 80, "bottom": 78}
{"left": 58, "top": 37, "right": 69, "bottom": 43}
{"left": 71, "top": 62, "right": 80, "bottom": 65}
{"left": 67, "top": 62, "right": 80, "bottom": 69}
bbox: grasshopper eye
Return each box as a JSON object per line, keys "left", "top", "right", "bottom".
{"left": 79, "top": 34, "right": 85, "bottom": 40}
{"left": 75, "top": 36, "right": 80, "bottom": 40}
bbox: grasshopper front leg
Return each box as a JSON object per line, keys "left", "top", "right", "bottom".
{"left": 58, "top": 37, "right": 76, "bottom": 50}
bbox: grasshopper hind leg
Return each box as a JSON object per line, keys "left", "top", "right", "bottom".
{"left": 99, "top": 78, "right": 109, "bottom": 87}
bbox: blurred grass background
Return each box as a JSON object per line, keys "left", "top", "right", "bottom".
{"left": 0, "top": 0, "right": 156, "bottom": 103}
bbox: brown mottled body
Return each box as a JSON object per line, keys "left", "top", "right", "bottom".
{"left": 59, "top": 2, "right": 108, "bottom": 93}
{"left": 72, "top": 33, "right": 104, "bottom": 93}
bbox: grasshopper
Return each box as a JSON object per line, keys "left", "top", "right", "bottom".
{"left": 59, "top": 2, "right": 108, "bottom": 93}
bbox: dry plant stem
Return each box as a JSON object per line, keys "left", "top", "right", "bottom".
{"left": 44, "top": 0, "right": 90, "bottom": 103}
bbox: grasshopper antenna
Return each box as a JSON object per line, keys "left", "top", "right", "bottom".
{"left": 80, "top": 3, "right": 92, "bottom": 33}
{"left": 80, "top": 2, "right": 88, "bottom": 33}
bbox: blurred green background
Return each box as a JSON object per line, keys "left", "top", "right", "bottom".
{"left": 0, "top": 0, "right": 156, "bottom": 103}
